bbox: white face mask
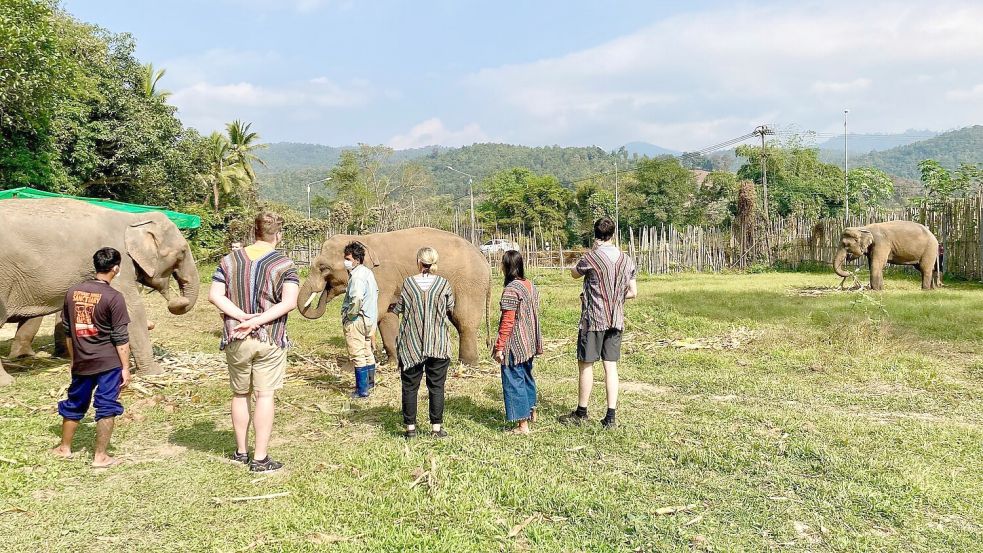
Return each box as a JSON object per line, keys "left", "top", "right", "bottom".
{"left": 343, "top": 260, "right": 355, "bottom": 271}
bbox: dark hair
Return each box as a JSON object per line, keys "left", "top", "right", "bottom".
{"left": 501, "top": 250, "right": 525, "bottom": 286}
{"left": 254, "top": 211, "right": 284, "bottom": 241}
{"left": 594, "top": 217, "right": 616, "bottom": 241}
{"left": 93, "top": 247, "right": 122, "bottom": 273}
{"left": 344, "top": 241, "right": 366, "bottom": 264}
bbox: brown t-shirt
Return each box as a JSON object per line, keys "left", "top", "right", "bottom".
{"left": 62, "top": 279, "right": 130, "bottom": 375}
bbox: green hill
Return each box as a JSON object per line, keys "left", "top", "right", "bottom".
{"left": 854, "top": 125, "right": 983, "bottom": 180}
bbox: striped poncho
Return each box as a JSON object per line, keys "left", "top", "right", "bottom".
{"left": 390, "top": 275, "right": 455, "bottom": 369}
{"left": 213, "top": 249, "right": 299, "bottom": 349}
{"left": 498, "top": 279, "right": 543, "bottom": 364}
{"left": 575, "top": 246, "right": 637, "bottom": 331}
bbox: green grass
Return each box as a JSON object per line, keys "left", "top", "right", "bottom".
{"left": 2, "top": 270, "right": 983, "bottom": 551}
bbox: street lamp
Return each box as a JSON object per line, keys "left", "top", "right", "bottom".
{"left": 446, "top": 166, "right": 477, "bottom": 244}
{"left": 303, "top": 176, "right": 332, "bottom": 219}
{"left": 843, "top": 109, "right": 850, "bottom": 221}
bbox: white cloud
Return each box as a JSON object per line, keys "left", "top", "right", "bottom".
{"left": 170, "top": 78, "right": 372, "bottom": 134}
{"left": 465, "top": 1, "right": 983, "bottom": 149}
{"left": 946, "top": 83, "right": 983, "bottom": 101}
{"left": 388, "top": 118, "right": 488, "bottom": 149}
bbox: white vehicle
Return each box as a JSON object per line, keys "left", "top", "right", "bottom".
{"left": 479, "top": 238, "right": 520, "bottom": 254}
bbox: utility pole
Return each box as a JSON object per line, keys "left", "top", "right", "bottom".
{"left": 754, "top": 125, "right": 774, "bottom": 219}
{"left": 844, "top": 109, "right": 850, "bottom": 221}
{"left": 614, "top": 160, "right": 620, "bottom": 246}
{"left": 302, "top": 176, "right": 332, "bottom": 219}
{"left": 447, "top": 166, "right": 478, "bottom": 244}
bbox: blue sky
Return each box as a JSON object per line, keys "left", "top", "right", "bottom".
{"left": 64, "top": 0, "right": 983, "bottom": 151}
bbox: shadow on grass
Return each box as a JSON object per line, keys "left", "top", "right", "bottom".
{"left": 341, "top": 404, "right": 404, "bottom": 437}
{"left": 169, "top": 420, "right": 234, "bottom": 455}
{"left": 47, "top": 421, "right": 96, "bottom": 445}
{"left": 0, "top": 349, "right": 67, "bottom": 380}
{"left": 444, "top": 395, "right": 504, "bottom": 431}
{"left": 481, "top": 382, "right": 570, "bottom": 421}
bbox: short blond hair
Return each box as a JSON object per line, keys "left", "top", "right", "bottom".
{"left": 254, "top": 211, "right": 284, "bottom": 241}
{"left": 417, "top": 247, "right": 438, "bottom": 271}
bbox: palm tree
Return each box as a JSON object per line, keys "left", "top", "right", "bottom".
{"left": 141, "top": 63, "right": 171, "bottom": 101}
{"left": 225, "top": 120, "right": 267, "bottom": 183}
{"left": 198, "top": 132, "right": 249, "bottom": 211}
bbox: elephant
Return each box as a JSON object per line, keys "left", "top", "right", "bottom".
{"left": 298, "top": 228, "right": 491, "bottom": 366}
{"left": 833, "top": 220, "right": 940, "bottom": 290}
{"left": 0, "top": 199, "right": 200, "bottom": 386}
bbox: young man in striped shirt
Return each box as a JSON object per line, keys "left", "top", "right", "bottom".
{"left": 209, "top": 212, "right": 300, "bottom": 472}
{"left": 559, "top": 217, "right": 637, "bottom": 429}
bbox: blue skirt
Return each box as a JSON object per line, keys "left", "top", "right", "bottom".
{"left": 501, "top": 357, "right": 537, "bottom": 422}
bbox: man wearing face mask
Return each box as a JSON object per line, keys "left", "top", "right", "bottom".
{"left": 341, "top": 241, "right": 379, "bottom": 398}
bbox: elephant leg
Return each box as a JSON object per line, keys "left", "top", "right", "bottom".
{"left": 10, "top": 317, "right": 43, "bottom": 358}
{"left": 376, "top": 313, "right": 398, "bottom": 366}
{"left": 121, "top": 288, "right": 162, "bottom": 375}
{"left": 449, "top": 312, "right": 480, "bottom": 367}
{"left": 869, "top": 255, "right": 887, "bottom": 290}
{"left": 53, "top": 313, "right": 68, "bottom": 357}
{"left": 0, "top": 303, "right": 12, "bottom": 386}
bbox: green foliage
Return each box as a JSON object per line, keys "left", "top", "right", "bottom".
{"left": 736, "top": 142, "right": 847, "bottom": 217}
{"left": 479, "top": 168, "right": 574, "bottom": 243}
{"left": 628, "top": 156, "right": 698, "bottom": 227}
{"left": 918, "top": 159, "right": 955, "bottom": 199}
{"left": 574, "top": 182, "right": 616, "bottom": 243}
{"left": 847, "top": 167, "right": 894, "bottom": 210}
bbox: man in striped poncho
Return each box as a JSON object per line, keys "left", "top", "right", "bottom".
{"left": 209, "top": 212, "right": 300, "bottom": 472}
{"left": 559, "top": 217, "right": 638, "bottom": 430}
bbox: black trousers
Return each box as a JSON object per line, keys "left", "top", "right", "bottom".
{"left": 401, "top": 357, "right": 450, "bottom": 425}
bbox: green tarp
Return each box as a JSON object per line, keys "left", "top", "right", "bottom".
{"left": 0, "top": 187, "right": 201, "bottom": 229}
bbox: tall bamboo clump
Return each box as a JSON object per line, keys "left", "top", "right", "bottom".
{"left": 735, "top": 180, "right": 757, "bottom": 266}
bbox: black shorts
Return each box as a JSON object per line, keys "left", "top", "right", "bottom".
{"left": 577, "top": 328, "right": 623, "bottom": 363}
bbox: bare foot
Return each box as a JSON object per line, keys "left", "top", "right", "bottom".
{"left": 51, "top": 445, "right": 72, "bottom": 459}
{"left": 92, "top": 455, "right": 120, "bottom": 468}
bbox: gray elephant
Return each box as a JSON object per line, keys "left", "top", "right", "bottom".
{"left": 298, "top": 228, "right": 490, "bottom": 366}
{"left": 0, "top": 199, "right": 200, "bottom": 385}
{"left": 833, "top": 220, "right": 940, "bottom": 290}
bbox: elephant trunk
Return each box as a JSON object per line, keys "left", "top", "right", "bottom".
{"left": 167, "top": 251, "right": 200, "bottom": 315}
{"left": 833, "top": 247, "right": 851, "bottom": 278}
{"left": 298, "top": 276, "right": 329, "bottom": 319}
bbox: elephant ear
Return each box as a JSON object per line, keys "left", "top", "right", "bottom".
{"left": 360, "top": 242, "right": 381, "bottom": 267}
{"left": 125, "top": 220, "right": 161, "bottom": 278}
{"left": 858, "top": 229, "right": 875, "bottom": 251}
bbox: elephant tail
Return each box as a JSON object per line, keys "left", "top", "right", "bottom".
{"left": 485, "top": 269, "right": 493, "bottom": 349}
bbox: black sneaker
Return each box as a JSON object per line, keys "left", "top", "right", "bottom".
{"left": 431, "top": 428, "right": 448, "bottom": 439}
{"left": 230, "top": 451, "right": 249, "bottom": 465}
{"left": 249, "top": 457, "right": 284, "bottom": 473}
{"left": 600, "top": 417, "right": 618, "bottom": 430}
{"left": 558, "top": 410, "right": 589, "bottom": 426}
{"left": 404, "top": 428, "right": 418, "bottom": 439}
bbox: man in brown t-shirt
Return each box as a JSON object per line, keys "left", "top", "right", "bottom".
{"left": 52, "top": 247, "right": 131, "bottom": 468}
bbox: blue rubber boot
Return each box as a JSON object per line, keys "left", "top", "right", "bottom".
{"left": 367, "top": 364, "right": 377, "bottom": 390}
{"left": 352, "top": 366, "right": 370, "bottom": 398}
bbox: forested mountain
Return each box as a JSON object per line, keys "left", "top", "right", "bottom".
{"left": 622, "top": 141, "right": 680, "bottom": 157}
{"left": 854, "top": 126, "right": 983, "bottom": 180}
{"left": 817, "top": 129, "right": 939, "bottom": 154}
{"left": 257, "top": 142, "right": 629, "bottom": 208}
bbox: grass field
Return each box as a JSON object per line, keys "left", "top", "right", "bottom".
{"left": 2, "top": 269, "right": 983, "bottom": 552}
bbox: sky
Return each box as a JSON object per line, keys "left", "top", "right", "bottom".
{"left": 63, "top": 0, "right": 983, "bottom": 152}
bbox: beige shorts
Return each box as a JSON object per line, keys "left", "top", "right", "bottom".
{"left": 225, "top": 337, "right": 288, "bottom": 394}
{"left": 344, "top": 318, "right": 376, "bottom": 367}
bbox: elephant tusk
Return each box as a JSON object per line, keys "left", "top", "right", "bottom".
{"left": 303, "top": 292, "right": 320, "bottom": 309}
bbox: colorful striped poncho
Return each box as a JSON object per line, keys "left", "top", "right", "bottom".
{"left": 575, "top": 246, "right": 637, "bottom": 331}
{"left": 213, "top": 249, "right": 299, "bottom": 350}
{"left": 390, "top": 275, "right": 456, "bottom": 369}
{"left": 497, "top": 279, "right": 543, "bottom": 364}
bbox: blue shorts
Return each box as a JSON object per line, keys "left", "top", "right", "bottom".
{"left": 57, "top": 368, "right": 124, "bottom": 421}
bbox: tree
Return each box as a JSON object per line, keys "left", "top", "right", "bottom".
{"left": 479, "top": 168, "right": 574, "bottom": 243}
{"left": 140, "top": 62, "right": 170, "bottom": 101}
{"left": 574, "top": 182, "right": 616, "bottom": 243}
{"left": 847, "top": 167, "right": 894, "bottom": 210}
{"left": 225, "top": 120, "right": 266, "bottom": 186}
{"left": 736, "top": 142, "right": 845, "bottom": 218}
{"left": 631, "top": 157, "right": 698, "bottom": 226}
{"left": 954, "top": 163, "right": 983, "bottom": 195}
{"left": 198, "top": 132, "right": 249, "bottom": 211}
{"left": 918, "top": 159, "right": 958, "bottom": 200}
